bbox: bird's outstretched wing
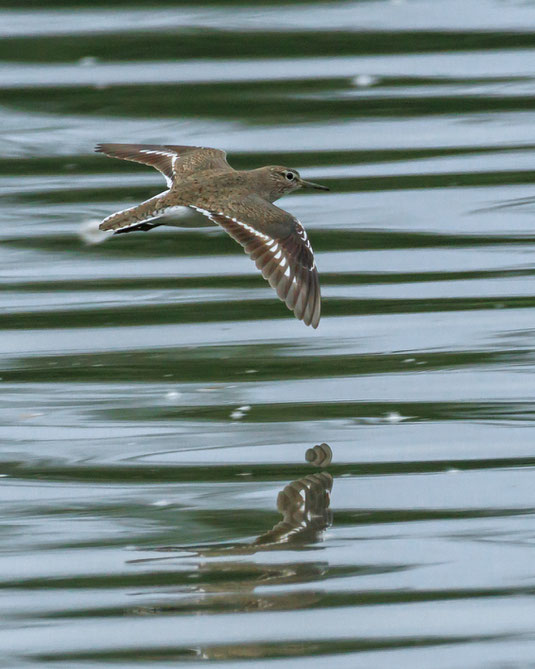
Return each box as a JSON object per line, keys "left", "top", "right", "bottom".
{"left": 95, "top": 143, "right": 232, "bottom": 186}
{"left": 190, "top": 201, "right": 321, "bottom": 328}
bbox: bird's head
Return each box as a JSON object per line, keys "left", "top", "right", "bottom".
{"left": 263, "top": 166, "right": 329, "bottom": 201}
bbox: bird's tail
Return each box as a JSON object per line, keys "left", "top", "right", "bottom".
{"left": 99, "top": 191, "right": 171, "bottom": 233}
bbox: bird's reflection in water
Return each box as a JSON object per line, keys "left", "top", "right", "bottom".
{"left": 181, "top": 442, "right": 333, "bottom": 555}
{"left": 130, "top": 444, "right": 334, "bottom": 619}
{"left": 254, "top": 469, "right": 333, "bottom": 547}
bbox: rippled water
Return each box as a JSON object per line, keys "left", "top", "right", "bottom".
{"left": 2, "top": 1, "right": 535, "bottom": 666}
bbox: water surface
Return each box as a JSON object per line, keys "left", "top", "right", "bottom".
{"left": 2, "top": 1, "right": 535, "bottom": 667}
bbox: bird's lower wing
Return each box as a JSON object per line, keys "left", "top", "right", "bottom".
{"left": 191, "top": 206, "right": 321, "bottom": 328}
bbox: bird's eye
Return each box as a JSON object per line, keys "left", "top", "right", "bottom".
{"left": 285, "top": 172, "right": 294, "bottom": 181}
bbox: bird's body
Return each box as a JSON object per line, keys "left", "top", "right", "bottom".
{"left": 96, "top": 143, "right": 328, "bottom": 328}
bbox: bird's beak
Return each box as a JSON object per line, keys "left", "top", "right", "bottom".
{"left": 299, "top": 178, "right": 330, "bottom": 191}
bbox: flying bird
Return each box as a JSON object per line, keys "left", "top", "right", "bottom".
{"left": 96, "top": 143, "right": 329, "bottom": 328}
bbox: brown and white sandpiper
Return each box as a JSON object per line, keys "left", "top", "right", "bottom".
{"left": 96, "top": 143, "right": 329, "bottom": 328}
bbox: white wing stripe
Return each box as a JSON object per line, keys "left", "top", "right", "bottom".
{"left": 136, "top": 149, "right": 175, "bottom": 186}
{"left": 139, "top": 149, "right": 176, "bottom": 157}
{"left": 191, "top": 207, "right": 272, "bottom": 243}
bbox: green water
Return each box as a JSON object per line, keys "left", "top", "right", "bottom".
{"left": 2, "top": 1, "right": 535, "bottom": 666}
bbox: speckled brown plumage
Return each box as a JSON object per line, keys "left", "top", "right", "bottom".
{"left": 96, "top": 143, "right": 329, "bottom": 328}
